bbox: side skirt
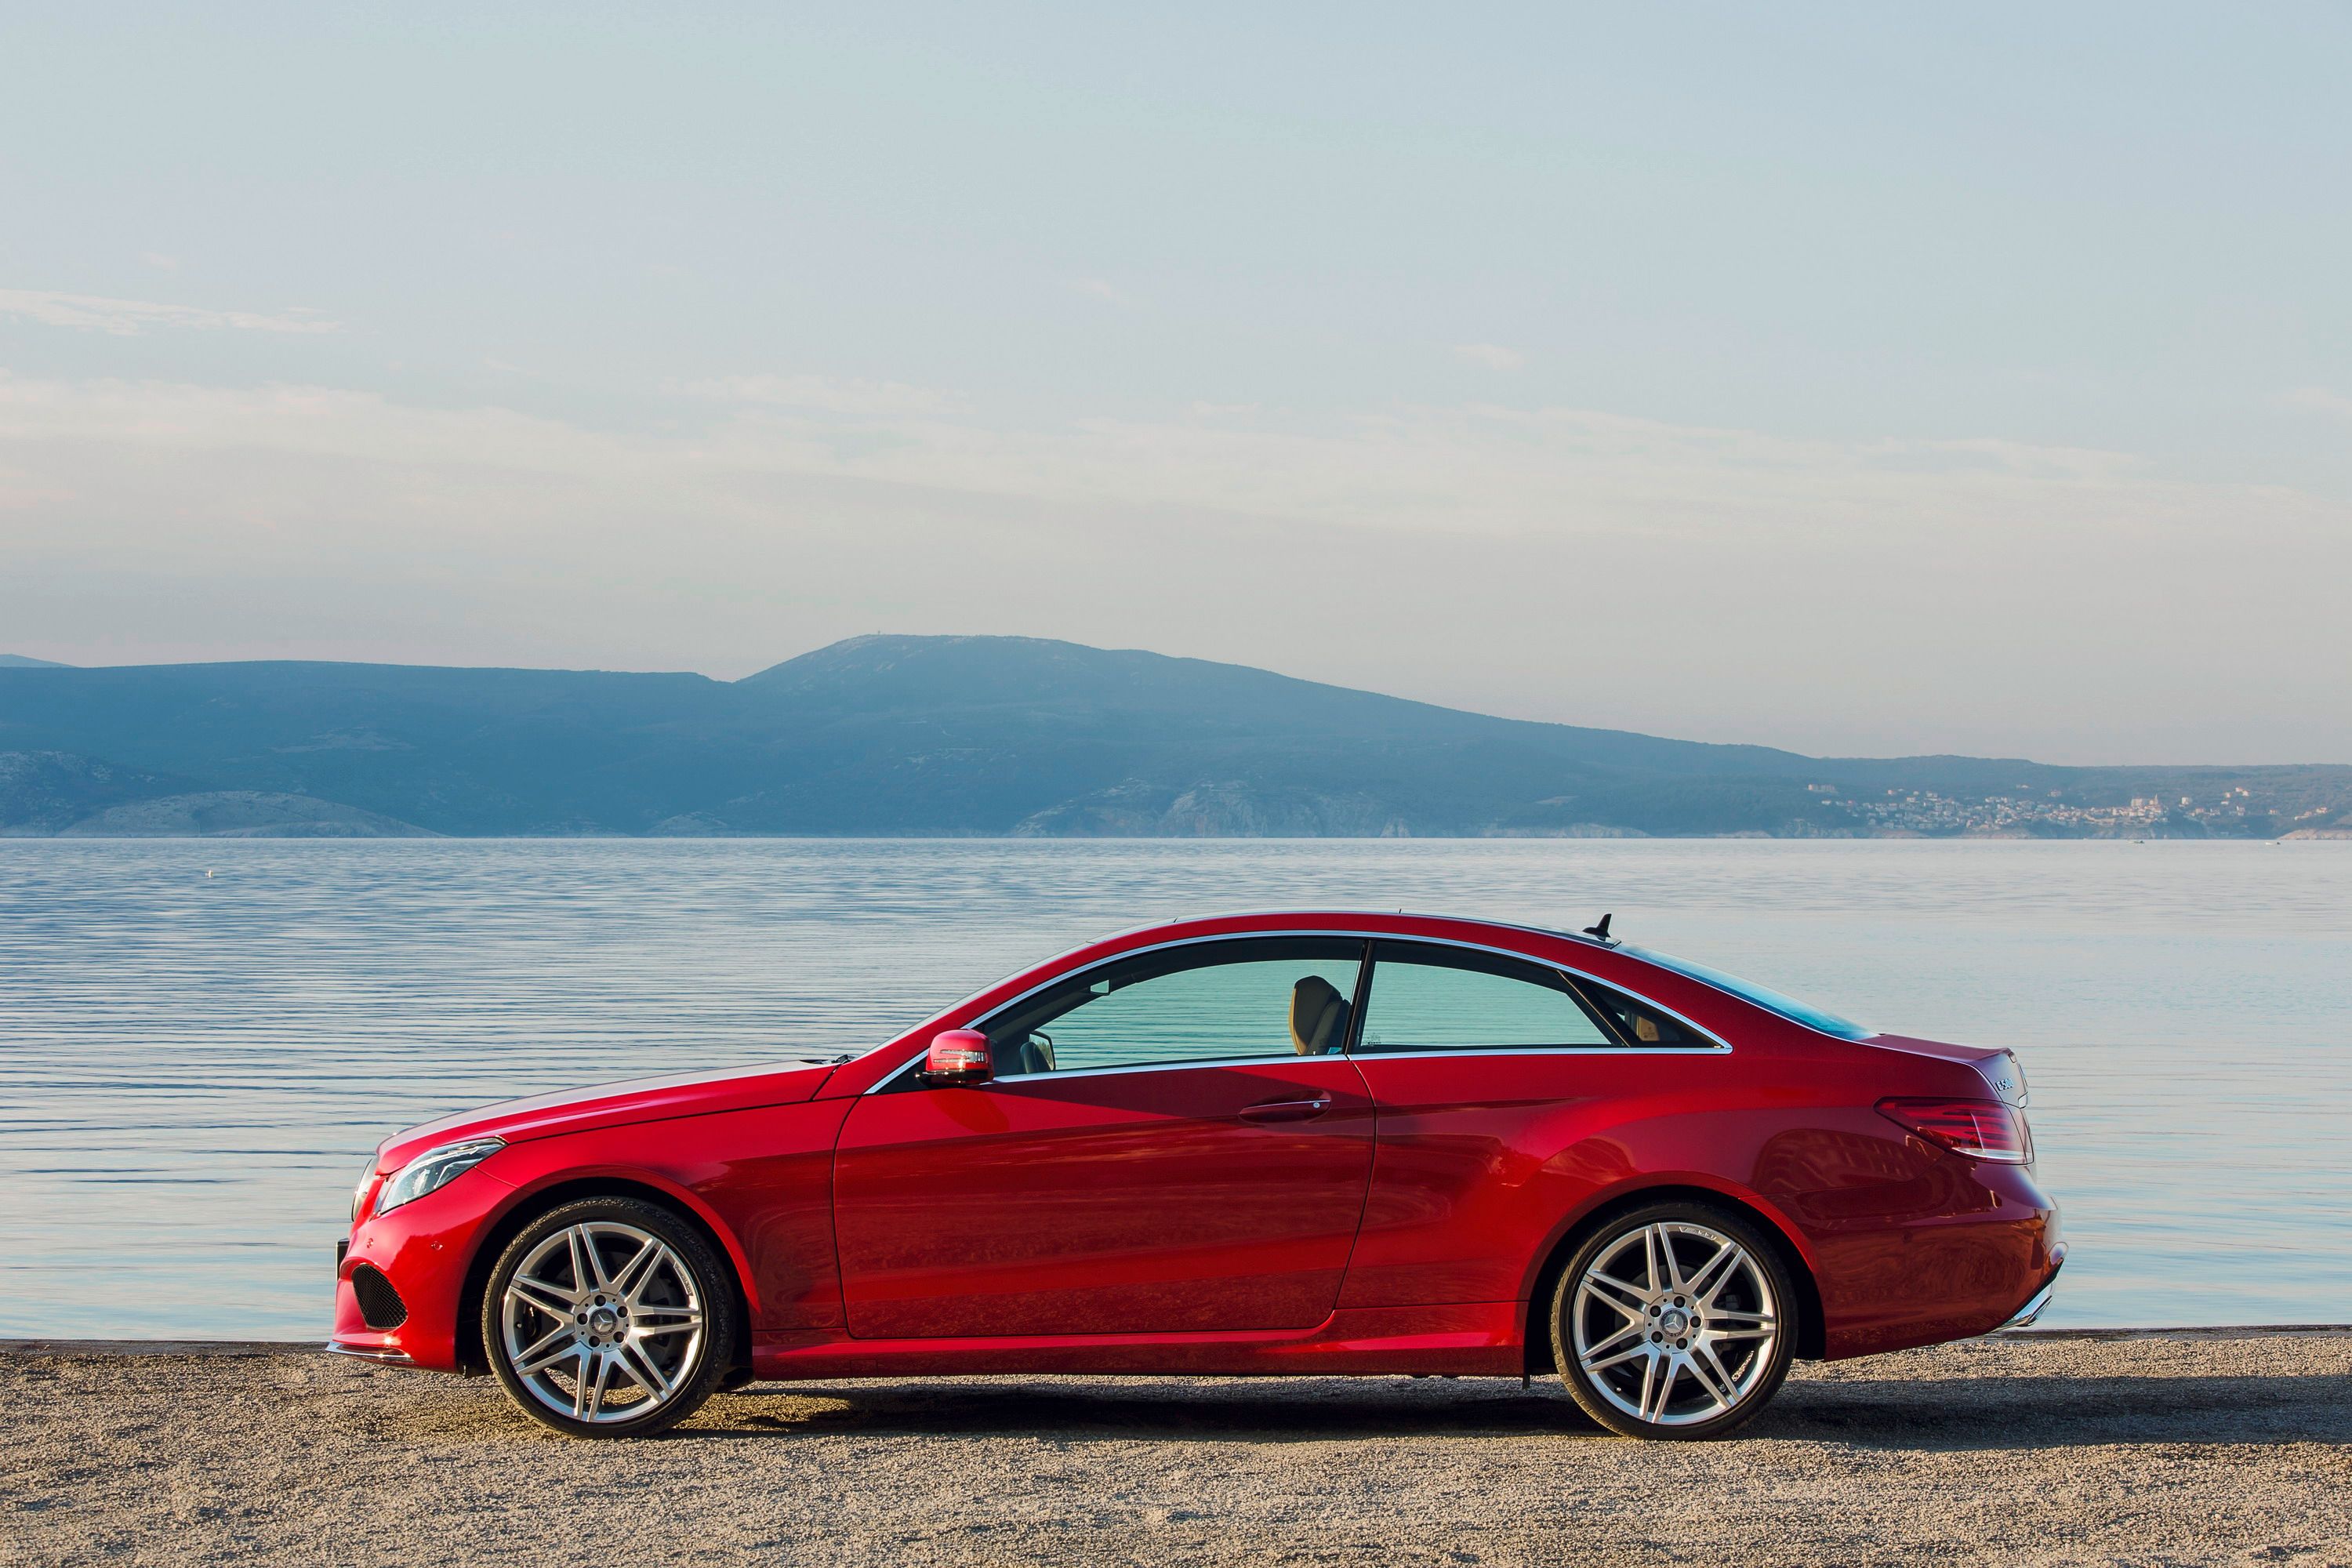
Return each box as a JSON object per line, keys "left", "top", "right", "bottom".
{"left": 748, "top": 1302, "right": 1522, "bottom": 1381}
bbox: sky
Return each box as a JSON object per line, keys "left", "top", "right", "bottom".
{"left": 2, "top": 3, "right": 2349, "bottom": 764}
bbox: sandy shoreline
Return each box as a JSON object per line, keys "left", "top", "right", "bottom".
{"left": 5, "top": 1332, "right": 2350, "bottom": 1566}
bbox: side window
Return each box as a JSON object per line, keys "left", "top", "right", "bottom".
{"left": 979, "top": 937, "right": 1367, "bottom": 1076}
{"left": 1356, "top": 942, "right": 1616, "bottom": 1051}
{"left": 1577, "top": 978, "right": 1711, "bottom": 1048}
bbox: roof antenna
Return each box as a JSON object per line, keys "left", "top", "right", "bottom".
{"left": 1582, "top": 913, "right": 1617, "bottom": 946}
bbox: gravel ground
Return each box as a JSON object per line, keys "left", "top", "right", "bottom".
{"left": 4, "top": 1333, "right": 2350, "bottom": 1567}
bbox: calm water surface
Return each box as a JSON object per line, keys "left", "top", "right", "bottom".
{"left": 2, "top": 839, "right": 2346, "bottom": 1338}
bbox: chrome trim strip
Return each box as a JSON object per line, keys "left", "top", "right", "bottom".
{"left": 1102, "top": 908, "right": 1616, "bottom": 952}
{"left": 1349, "top": 1044, "right": 1730, "bottom": 1062}
{"left": 982, "top": 1053, "right": 1314, "bottom": 1084}
{"left": 1996, "top": 1278, "right": 2059, "bottom": 1333}
{"left": 324, "top": 1341, "right": 415, "bottom": 1365}
{"left": 865, "top": 927, "right": 1729, "bottom": 1093}
{"left": 893, "top": 1042, "right": 1730, "bottom": 1094}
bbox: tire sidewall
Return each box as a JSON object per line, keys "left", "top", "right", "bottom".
{"left": 1549, "top": 1200, "right": 1797, "bottom": 1440}
{"left": 483, "top": 1196, "right": 736, "bottom": 1439}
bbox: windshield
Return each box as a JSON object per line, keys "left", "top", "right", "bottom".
{"left": 1621, "top": 946, "right": 1875, "bottom": 1041}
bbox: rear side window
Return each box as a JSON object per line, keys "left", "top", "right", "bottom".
{"left": 1575, "top": 978, "right": 1712, "bottom": 1048}
{"left": 1620, "top": 944, "right": 1871, "bottom": 1040}
{"left": 1357, "top": 942, "right": 1616, "bottom": 1051}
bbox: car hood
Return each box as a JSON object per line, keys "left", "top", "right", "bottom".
{"left": 376, "top": 1058, "right": 842, "bottom": 1171}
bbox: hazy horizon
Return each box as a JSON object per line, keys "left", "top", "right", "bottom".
{"left": 5, "top": 5, "right": 2349, "bottom": 765}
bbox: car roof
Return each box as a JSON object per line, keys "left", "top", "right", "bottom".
{"left": 1104, "top": 907, "right": 1617, "bottom": 953}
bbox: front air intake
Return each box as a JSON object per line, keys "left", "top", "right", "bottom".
{"left": 350, "top": 1263, "right": 409, "bottom": 1330}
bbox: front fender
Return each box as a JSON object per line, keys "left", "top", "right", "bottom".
{"left": 472, "top": 1149, "right": 768, "bottom": 1323}
{"left": 463, "top": 1099, "right": 855, "bottom": 1339}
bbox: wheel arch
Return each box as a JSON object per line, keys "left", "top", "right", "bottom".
{"left": 456, "top": 1174, "right": 757, "bottom": 1378}
{"left": 1519, "top": 1181, "right": 1826, "bottom": 1374}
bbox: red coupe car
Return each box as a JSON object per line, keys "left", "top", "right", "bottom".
{"left": 332, "top": 910, "right": 2060, "bottom": 1440}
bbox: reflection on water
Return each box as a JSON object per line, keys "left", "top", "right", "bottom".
{"left": 1, "top": 838, "right": 2345, "bottom": 1338}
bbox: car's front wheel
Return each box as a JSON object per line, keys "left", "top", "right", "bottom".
{"left": 484, "top": 1196, "right": 736, "bottom": 1438}
{"left": 1549, "top": 1202, "right": 1796, "bottom": 1439}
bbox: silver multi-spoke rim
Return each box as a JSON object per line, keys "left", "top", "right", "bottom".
{"left": 500, "top": 1221, "right": 706, "bottom": 1426}
{"left": 1572, "top": 1220, "right": 1780, "bottom": 1428}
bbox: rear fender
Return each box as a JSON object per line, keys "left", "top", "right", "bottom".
{"left": 1517, "top": 1172, "right": 1827, "bottom": 1367}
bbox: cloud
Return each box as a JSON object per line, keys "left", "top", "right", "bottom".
{"left": 1069, "top": 277, "right": 1132, "bottom": 307}
{"left": 0, "top": 288, "right": 339, "bottom": 336}
{"left": 1453, "top": 343, "right": 1524, "bottom": 371}
{"left": 666, "top": 372, "right": 954, "bottom": 416}
{"left": 0, "top": 368, "right": 2331, "bottom": 557}
{"left": 2281, "top": 386, "right": 2352, "bottom": 422}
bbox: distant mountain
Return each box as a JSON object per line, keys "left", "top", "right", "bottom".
{"left": 2, "top": 635, "right": 2347, "bottom": 837}
{"left": 0, "top": 654, "right": 71, "bottom": 668}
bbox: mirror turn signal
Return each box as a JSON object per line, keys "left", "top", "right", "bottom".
{"left": 922, "top": 1029, "right": 994, "bottom": 1087}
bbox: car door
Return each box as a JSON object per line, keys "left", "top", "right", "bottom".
{"left": 832, "top": 936, "right": 1377, "bottom": 1339}
{"left": 1338, "top": 939, "right": 1724, "bottom": 1309}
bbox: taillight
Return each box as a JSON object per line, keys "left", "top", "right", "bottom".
{"left": 1876, "top": 1097, "right": 2033, "bottom": 1163}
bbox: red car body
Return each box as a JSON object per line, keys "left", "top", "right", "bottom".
{"left": 332, "top": 911, "right": 2062, "bottom": 1387}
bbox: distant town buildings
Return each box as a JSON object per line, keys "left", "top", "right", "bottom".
{"left": 1815, "top": 786, "right": 2283, "bottom": 837}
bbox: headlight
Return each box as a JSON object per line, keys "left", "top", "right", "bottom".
{"left": 352, "top": 1157, "right": 379, "bottom": 1222}
{"left": 373, "top": 1137, "right": 505, "bottom": 1216}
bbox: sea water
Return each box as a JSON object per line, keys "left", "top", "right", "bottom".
{"left": 2, "top": 837, "right": 2345, "bottom": 1338}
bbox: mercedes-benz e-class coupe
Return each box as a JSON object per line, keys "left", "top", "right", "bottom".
{"left": 332, "top": 910, "right": 2060, "bottom": 1439}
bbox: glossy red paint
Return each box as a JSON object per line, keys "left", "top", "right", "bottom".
{"left": 332, "top": 910, "right": 2060, "bottom": 1387}
{"left": 834, "top": 1057, "right": 1375, "bottom": 1337}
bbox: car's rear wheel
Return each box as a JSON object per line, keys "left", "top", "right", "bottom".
{"left": 484, "top": 1196, "right": 735, "bottom": 1438}
{"left": 1549, "top": 1202, "right": 1795, "bottom": 1439}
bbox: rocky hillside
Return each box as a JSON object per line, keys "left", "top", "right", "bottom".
{"left": 2, "top": 637, "right": 2345, "bottom": 837}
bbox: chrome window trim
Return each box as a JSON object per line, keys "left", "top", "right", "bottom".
{"left": 1101, "top": 908, "right": 1616, "bottom": 953}
{"left": 865, "top": 928, "right": 1729, "bottom": 1093}
{"left": 918, "top": 1051, "right": 1319, "bottom": 1089}
{"left": 1342, "top": 1046, "right": 1730, "bottom": 1063}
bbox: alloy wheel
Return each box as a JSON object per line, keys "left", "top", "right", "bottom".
{"left": 498, "top": 1220, "right": 707, "bottom": 1427}
{"left": 1567, "top": 1218, "right": 1782, "bottom": 1431}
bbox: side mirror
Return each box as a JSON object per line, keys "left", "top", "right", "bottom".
{"left": 921, "top": 1029, "right": 993, "bottom": 1087}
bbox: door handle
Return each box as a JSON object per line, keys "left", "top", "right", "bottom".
{"left": 1239, "top": 1097, "right": 1332, "bottom": 1124}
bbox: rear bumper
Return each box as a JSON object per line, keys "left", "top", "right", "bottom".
{"left": 1813, "top": 1162, "right": 2063, "bottom": 1359}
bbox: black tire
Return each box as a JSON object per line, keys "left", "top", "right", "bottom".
{"left": 482, "top": 1196, "right": 737, "bottom": 1439}
{"left": 1548, "top": 1200, "right": 1797, "bottom": 1440}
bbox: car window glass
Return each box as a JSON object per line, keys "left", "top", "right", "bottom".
{"left": 1357, "top": 942, "right": 1615, "bottom": 1051}
{"left": 1574, "top": 978, "right": 1712, "bottom": 1048}
{"left": 982, "top": 938, "right": 1367, "bottom": 1076}
{"left": 1618, "top": 944, "right": 1871, "bottom": 1040}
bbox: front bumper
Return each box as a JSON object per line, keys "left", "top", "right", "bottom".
{"left": 332, "top": 1169, "right": 514, "bottom": 1372}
